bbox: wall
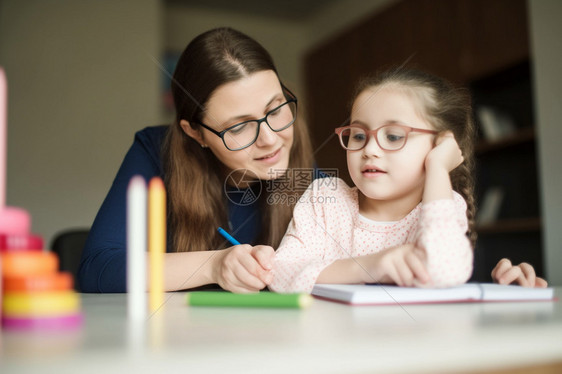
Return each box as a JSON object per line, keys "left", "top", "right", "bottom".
{"left": 164, "top": 6, "right": 305, "bottom": 97}
{"left": 529, "top": 0, "right": 562, "bottom": 285}
{"left": 303, "top": 0, "right": 396, "bottom": 49}
{"left": 163, "top": 1, "right": 395, "bottom": 109}
{"left": 0, "top": 0, "right": 161, "bottom": 245}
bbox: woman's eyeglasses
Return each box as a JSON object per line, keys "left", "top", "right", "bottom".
{"left": 195, "top": 88, "right": 297, "bottom": 151}
{"left": 335, "top": 124, "right": 437, "bottom": 151}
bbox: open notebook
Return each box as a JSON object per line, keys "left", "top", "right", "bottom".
{"left": 311, "top": 283, "right": 555, "bottom": 305}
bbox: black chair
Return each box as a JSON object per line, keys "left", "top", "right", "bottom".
{"left": 51, "top": 229, "right": 89, "bottom": 291}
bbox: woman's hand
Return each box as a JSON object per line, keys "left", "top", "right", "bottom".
{"left": 212, "top": 244, "right": 275, "bottom": 293}
{"left": 363, "top": 243, "right": 430, "bottom": 287}
{"left": 425, "top": 131, "right": 464, "bottom": 173}
{"left": 491, "top": 258, "right": 548, "bottom": 288}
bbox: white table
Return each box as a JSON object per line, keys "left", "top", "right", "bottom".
{"left": 2, "top": 288, "right": 562, "bottom": 374}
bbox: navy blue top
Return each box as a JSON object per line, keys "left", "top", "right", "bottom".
{"left": 78, "top": 126, "right": 263, "bottom": 293}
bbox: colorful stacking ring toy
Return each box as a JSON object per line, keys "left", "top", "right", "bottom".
{"left": 1, "top": 252, "right": 58, "bottom": 277}
{"left": 3, "top": 272, "right": 73, "bottom": 293}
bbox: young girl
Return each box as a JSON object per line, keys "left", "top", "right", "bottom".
{"left": 270, "top": 68, "right": 476, "bottom": 293}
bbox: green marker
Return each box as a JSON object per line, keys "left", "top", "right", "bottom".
{"left": 186, "top": 291, "right": 313, "bottom": 309}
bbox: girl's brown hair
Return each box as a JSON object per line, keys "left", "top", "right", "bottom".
{"left": 352, "top": 67, "right": 477, "bottom": 245}
{"left": 163, "top": 27, "right": 313, "bottom": 252}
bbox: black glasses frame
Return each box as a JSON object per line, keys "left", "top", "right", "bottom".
{"left": 195, "top": 86, "right": 297, "bottom": 151}
{"left": 334, "top": 124, "right": 438, "bottom": 151}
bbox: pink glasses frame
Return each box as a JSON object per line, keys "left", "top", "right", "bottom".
{"left": 334, "top": 124, "right": 438, "bottom": 151}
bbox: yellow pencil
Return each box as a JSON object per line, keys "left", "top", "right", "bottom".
{"left": 148, "top": 177, "right": 165, "bottom": 312}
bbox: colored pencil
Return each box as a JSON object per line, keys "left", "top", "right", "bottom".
{"left": 127, "top": 175, "right": 147, "bottom": 320}
{"left": 186, "top": 291, "right": 313, "bottom": 309}
{"left": 148, "top": 177, "right": 165, "bottom": 312}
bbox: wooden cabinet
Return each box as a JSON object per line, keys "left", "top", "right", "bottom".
{"left": 457, "top": 0, "right": 529, "bottom": 80}
{"left": 470, "top": 60, "right": 542, "bottom": 281}
{"left": 303, "top": 0, "right": 541, "bottom": 281}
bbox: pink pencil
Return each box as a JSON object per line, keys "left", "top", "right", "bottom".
{"left": 1, "top": 67, "right": 7, "bottom": 209}
{"left": 0, "top": 67, "right": 30, "bottom": 236}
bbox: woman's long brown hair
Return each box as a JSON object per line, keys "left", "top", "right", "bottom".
{"left": 163, "top": 27, "right": 313, "bottom": 252}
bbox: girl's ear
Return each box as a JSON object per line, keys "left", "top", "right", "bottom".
{"left": 180, "top": 119, "right": 206, "bottom": 146}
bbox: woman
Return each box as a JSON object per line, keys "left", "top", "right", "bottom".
{"left": 78, "top": 27, "right": 545, "bottom": 293}
{"left": 78, "top": 27, "right": 313, "bottom": 293}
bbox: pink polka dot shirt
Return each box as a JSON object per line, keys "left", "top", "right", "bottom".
{"left": 270, "top": 177, "right": 473, "bottom": 293}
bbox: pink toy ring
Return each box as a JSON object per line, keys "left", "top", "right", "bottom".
{"left": 1, "top": 313, "right": 83, "bottom": 330}
{"left": 0, "top": 207, "right": 30, "bottom": 236}
{"left": 0, "top": 233, "right": 43, "bottom": 252}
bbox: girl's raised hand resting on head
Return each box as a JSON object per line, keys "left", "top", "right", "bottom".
{"left": 424, "top": 131, "right": 464, "bottom": 173}
{"left": 213, "top": 244, "right": 275, "bottom": 293}
{"left": 492, "top": 258, "right": 548, "bottom": 288}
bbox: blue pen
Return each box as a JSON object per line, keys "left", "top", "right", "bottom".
{"left": 217, "top": 227, "right": 241, "bottom": 246}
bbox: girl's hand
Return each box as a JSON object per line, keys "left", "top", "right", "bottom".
{"left": 425, "top": 131, "right": 464, "bottom": 173}
{"left": 364, "top": 243, "right": 430, "bottom": 287}
{"left": 213, "top": 244, "right": 275, "bottom": 293}
{"left": 491, "top": 258, "right": 548, "bottom": 288}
